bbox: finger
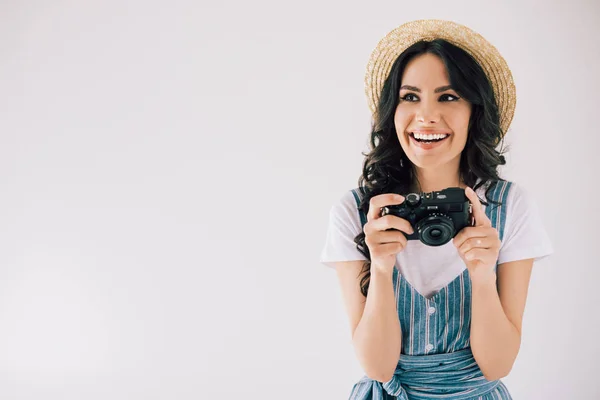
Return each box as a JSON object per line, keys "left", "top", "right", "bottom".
{"left": 463, "top": 247, "right": 496, "bottom": 265}
{"left": 372, "top": 242, "right": 406, "bottom": 258}
{"left": 453, "top": 226, "right": 488, "bottom": 249}
{"left": 380, "top": 230, "right": 409, "bottom": 248}
{"left": 465, "top": 186, "right": 491, "bottom": 228}
{"left": 367, "top": 193, "right": 406, "bottom": 222}
{"left": 368, "top": 214, "right": 414, "bottom": 236}
{"left": 365, "top": 228, "right": 408, "bottom": 249}
{"left": 458, "top": 236, "right": 492, "bottom": 256}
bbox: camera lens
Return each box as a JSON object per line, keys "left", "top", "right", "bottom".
{"left": 430, "top": 229, "right": 442, "bottom": 238}
{"left": 415, "top": 214, "right": 455, "bottom": 246}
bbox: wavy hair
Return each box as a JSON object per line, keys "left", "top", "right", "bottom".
{"left": 354, "top": 39, "right": 510, "bottom": 297}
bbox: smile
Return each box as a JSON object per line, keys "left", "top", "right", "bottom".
{"left": 409, "top": 132, "right": 450, "bottom": 150}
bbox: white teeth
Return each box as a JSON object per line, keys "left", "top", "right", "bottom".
{"left": 412, "top": 133, "right": 449, "bottom": 140}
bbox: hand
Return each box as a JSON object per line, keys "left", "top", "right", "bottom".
{"left": 452, "top": 186, "right": 501, "bottom": 281}
{"left": 363, "top": 193, "right": 415, "bottom": 274}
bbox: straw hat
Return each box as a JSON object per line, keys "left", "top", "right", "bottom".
{"left": 365, "top": 19, "right": 516, "bottom": 136}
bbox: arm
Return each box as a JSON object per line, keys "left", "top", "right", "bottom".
{"left": 329, "top": 192, "right": 412, "bottom": 382}
{"left": 335, "top": 262, "right": 401, "bottom": 383}
{"left": 352, "top": 266, "right": 402, "bottom": 382}
{"left": 470, "top": 258, "right": 534, "bottom": 381}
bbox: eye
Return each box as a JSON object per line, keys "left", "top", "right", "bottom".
{"left": 399, "top": 93, "right": 461, "bottom": 102}
{"left": 400, "top": 93, "right": 418, "bottom": 102}
{"left": 440, "top": 94, "right": 460, "bottom": 101}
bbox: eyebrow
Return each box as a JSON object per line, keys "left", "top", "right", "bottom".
{"left": 400, "top": 85, "right": 454, "bottom": 93}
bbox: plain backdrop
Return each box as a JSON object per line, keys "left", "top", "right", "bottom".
{"left": 0, "top": 0, "right": 598, "bottom": 399}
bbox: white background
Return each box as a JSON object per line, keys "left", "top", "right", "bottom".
{"left": 0, "top": 0, "right": 598, "bottom": 399}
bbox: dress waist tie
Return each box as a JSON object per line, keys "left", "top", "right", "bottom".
{"left": 348, "top": 347, "right": 499, "bottom": 400}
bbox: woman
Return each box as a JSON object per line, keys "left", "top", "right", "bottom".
{"left": 319, "top": 20, "right": 553, "bottom": 399}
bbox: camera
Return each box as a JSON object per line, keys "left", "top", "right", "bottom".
{"left": 380, "top": 187, "right": 472, "bottom": 246}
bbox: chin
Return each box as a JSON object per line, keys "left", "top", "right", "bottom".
{"left": 404, "top": 151, "right": 460, "bottom": 169}
{"left": 410, "top": 159, "right": 446, "bottom": 169}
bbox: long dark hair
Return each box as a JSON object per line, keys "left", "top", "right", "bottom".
{"left": 354, "top": 39, "right": 510, "bottom": 297}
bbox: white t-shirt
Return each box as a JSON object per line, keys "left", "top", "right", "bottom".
{"left": 319, "top": 181, "right": 554, "bottom": 299}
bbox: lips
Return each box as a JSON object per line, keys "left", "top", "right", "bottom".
{"left": 411, "top": 130, "right": 451, "bottom": 135}
{"left": 408, "top": 132, "right": 450, "bottom": 150}
{"left": 409, "top": 131, "right": 450, "bottom": 141}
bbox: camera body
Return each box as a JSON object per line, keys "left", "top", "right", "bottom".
{"left": 380, "top": 187, "right": 472, "bottom": 246}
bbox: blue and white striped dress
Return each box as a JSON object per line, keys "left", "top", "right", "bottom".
{"left": 348, "top": 180, "right": 513, "bottom": 400}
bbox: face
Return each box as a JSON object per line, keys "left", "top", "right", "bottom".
{"left": 394, "top": 53, "right": 472, "bottom": 169}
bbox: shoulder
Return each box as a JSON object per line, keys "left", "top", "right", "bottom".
{"left": 330, "top": 187, "right": 364, "bottom": 212}
{"left": 497, "top": 180, "right": 545, "bottom": 235}
{"left": 479, "top": 178, "right": 514, "bottom": 196}
{"left": 500, "top": 180, "right": 536, "bottom": 213}
{"left": 495, "top": 180, "right": 554, "bottom": 264}
{"left": 327, "top": 188, "right": 365, "bottom": 224}
{"left": 344, "top": 187, "right": 362, "bottom": 205}
{"left": 480, "top": 179, "right": 529, "bottom": 207}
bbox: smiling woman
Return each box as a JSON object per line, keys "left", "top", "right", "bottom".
{"left": 319, "top": 19, "right": 554, "bottom": 400}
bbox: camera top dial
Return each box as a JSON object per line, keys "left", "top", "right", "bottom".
{"left": 405, "top": 193, "right": 421, "bottom": 206}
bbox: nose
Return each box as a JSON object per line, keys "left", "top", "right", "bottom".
{"left": 416, "top": 101, "right": 441, "bottom": 124}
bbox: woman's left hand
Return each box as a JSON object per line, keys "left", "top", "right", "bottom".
{"left": 452, "top": 186, "right": 501, "bottom": 281}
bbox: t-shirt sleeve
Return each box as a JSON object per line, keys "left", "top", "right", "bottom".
{"left": 497, "top": 182, "right": 554, "bottom": 265}
{"left": 319, "top": 190, "right": 369, "bottom": 269}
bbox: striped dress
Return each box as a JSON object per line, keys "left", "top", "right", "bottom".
{"left": 348, "top": 180, "right": 513, "bottom": 400}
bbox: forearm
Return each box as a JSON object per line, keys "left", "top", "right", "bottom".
{"left": 470, "top": 272, "right": 521, "bottom": 381}
{"left": 352, "top": 266, "right": 401, "bottom": 382}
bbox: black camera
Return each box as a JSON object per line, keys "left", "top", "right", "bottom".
{"left": 380, "top": 187, "right": 472, "bottom": 246}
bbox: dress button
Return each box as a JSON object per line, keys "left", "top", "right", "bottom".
{"left": 428, "top": 306, "right": 436, "bottom": 315}
{"left": 425, "top": 344, "right": 434, "bottom": 351}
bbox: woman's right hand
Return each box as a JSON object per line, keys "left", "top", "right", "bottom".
{"left": 363, "top": 193, "right": 414, "bottom": 274}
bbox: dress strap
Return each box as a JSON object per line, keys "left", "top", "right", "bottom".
{"left": 484, "top": 180, "right": 512, "bottom": 270}
{"left": 485, "top": 180, "right": 512, "bottom": 242}
{"left": 351, "top": 188, "right": 367, "bottom": 228}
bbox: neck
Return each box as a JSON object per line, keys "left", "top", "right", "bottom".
{"left": 409, "top": 158, "right": 465, "bottom": 193}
